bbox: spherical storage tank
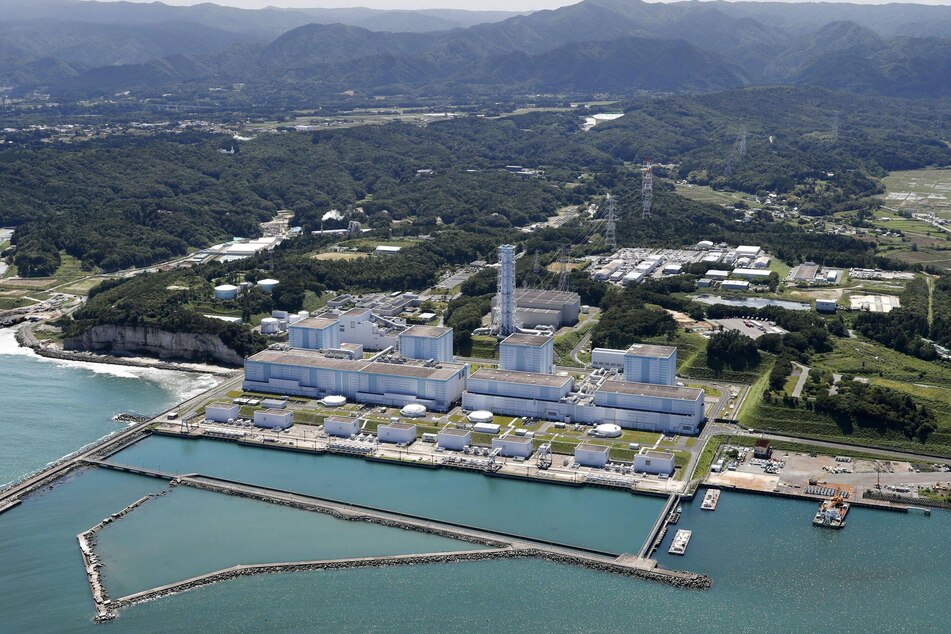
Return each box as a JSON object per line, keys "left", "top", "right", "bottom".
{"left": 595, "top": 423, "right": 622, "bottom": 438}
{"left": 467, "top": 410, "right": 494, "bottom": 424}
{"left": 214, "top": 284, "right": 238, "bottom": 300}
{"left": 321, "top": 395, "right": 346, "bottom": 407}
{"left": 260, "top": 317, "right": 280, "bottom": 334}
{"left": 257, "top": 278, "right": 280, "bottom": 293}
{"left": 400, "top": 403, "right": 427, "bottom": 418}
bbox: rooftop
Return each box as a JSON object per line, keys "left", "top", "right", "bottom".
{"left": 247, "top": 349, "right": 465, "bottom": 380}
{"left": 576, "top": 444, "right": 610, "bottom": 454}
{"left": 625, "top": 343, "right": 677, "bottom": 359}
{"left": 326, "top": 416, "right": 358, "bottom": 424}
{"left": 401, "top": 325, "right": 452, "bottom": 338}
{"left": 515, "top": 288, "right": 580, "bottom": 305}
{"left": 596, "top": 380, "right": 703, "bottom": 401}
{"left": 382, "top": 422, "right": 416, "bottom": 430}
{"left": 291, "top": 316, "right": 338, "bottom": 330}
{"left": 495, "top": 436, "right": 533, "bottom": 445}
{"left": 639, "top": 450, "right": 674, "bottom": 461}
{"left": 439, "top": 428, "right": 471, "bottom": 437}
{"left": 469, "top": 368, "right": 572, "bottom": 388}
{"left": 501, "top": 333, "right": 553, "bottom": 347}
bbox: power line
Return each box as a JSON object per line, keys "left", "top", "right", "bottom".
{"left": 604, "top": 194, "right": 617, "bottom": 249}
{"left": 642, "top": 161, "right": 653, "bottom": 220}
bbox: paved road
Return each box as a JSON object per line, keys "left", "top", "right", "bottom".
{"left": 791, "top": 362, "right": 810, "bottom": 398}
{"left": 570, "top": 330, "right": 592, "bottom": 366}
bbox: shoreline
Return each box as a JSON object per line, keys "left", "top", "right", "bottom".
{"left": 13, "top": 323, "right": 238, "bottom": 378}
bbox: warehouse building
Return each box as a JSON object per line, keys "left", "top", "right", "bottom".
{"left": 575, "top": 444, "right": 610, "bottom": 468}
{"left": 399, "top": 325, "right": 453, "bottom": 363}
{"left": 633, "top": 449, "right": 675, "bottom": 476}
{"left": 437, "top": 428, "right": 471, "bottom": 451}
{"left": 254, "top": 409, "right": 294, "bottom": 430}
{"left": 491, "top": 436, "right": 534, "bottom": 458}
{"left": 378, "top": 422, "right": 417, "bottom": 445}
{"left": 731, "top": 268, "right": 773, "bottom": 281}
{"left": 205, "top": 402, "right": 239, "bottom": 423}
{"left": 243, "top": 349, "right": 468, "bottom": 411}
{"left": 623, "top": 344, "right": 677, "bottom": 386}
{"left": 499, "top": 333, "right": 554, "bottom": 375}
{"left": 815, "top": 298, "right": 838, "bottom": 313}
{"left": 324, "top": 416, "right": 361, "bottom": 438}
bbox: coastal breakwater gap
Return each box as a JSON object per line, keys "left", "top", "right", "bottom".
{"left": 79, "top": 460, "right": 710, "bottom": 621}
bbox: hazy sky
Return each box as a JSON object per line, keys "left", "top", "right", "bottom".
{"left": 95, "top": 0, "right": 951, "bottom": 9}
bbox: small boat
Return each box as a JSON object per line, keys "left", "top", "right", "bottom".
{"left": 813, "top": 494, "right": 849, "bottom": 529}
{"left": 668, "top": 529, "right": 692, "bottom": 555}
{"left": 701, "top": 489, "right": 720, "bottom": 511}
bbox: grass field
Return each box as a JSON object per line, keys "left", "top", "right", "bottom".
{"left": 310, "top": 252, "right": 368, "bottom": 261}
{"left": 672, "top": 182, "right": 763, "bottom": 209}
{"left": 875, "top": 168, "right": 951, "bottom": 270}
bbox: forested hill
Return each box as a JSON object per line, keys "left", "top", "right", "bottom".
{"left": 7, "top": 0, "right": 951, "bottom": 100}
{"left": 4, "top": 86, "right": 949, "bottom": 277}
{"left": 588, "top": 86, "right": 951, "bottom": 211}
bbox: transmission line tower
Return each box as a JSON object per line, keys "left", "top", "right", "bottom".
{"left": 557, "top": 245, "right": 569, "bottom": 292}
{"left": 642, "top": 162, "right": 653, "bottom": 219}
{"left": 604, "top": 194, "right": 617, "bottom": 249}
{"left": 831, "top": 111, "right": 839, "bottom": 145}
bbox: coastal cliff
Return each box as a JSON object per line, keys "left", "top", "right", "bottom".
{"left": 64, "top": 325, "right": 244, "bottom": 366}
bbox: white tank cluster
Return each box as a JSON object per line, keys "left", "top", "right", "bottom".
{"left": 260, "top": 317, "right": 280, "bottom": 334}
{"left": 214, "top": 284, "right": 238, "bottom": 300}
{"left": 400, "top": 403, "right": 427, "bottom": 418}
{"left": 467, "top": 410, "right": 494, "bottom": 424}
{"left": 257, "top": 278, "right": 280, "bottom": 293}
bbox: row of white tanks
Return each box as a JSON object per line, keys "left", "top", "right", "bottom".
{"left": 214, "top": 278, "right": 280, "bottom": 300}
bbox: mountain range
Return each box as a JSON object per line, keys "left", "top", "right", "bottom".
{"left": 2, "top": 0, "right": 951, "bottom": 100}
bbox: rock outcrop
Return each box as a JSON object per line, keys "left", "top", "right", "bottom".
{"left": 65, "top": 325, "right": 243, "bottom": 366}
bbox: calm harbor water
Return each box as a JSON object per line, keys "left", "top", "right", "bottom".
{"left": 110, "top": 435, "right": 665, "bottom": 554}
{"left": 0, "top": 334, "right": 947, "bottom": 632}
{"left": 97, "top": 485, "right": 484, "bottom": 598}
{"left": 0, "top": 327, "right": 216, "bottom": 487}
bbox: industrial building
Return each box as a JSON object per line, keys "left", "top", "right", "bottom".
{"left": 243, "top": 348, "right": 468, "bottom": 412}
{"left": 437, "top": 428, "right": 471, "bottom": 451}
{"left": 815, "top": 298, "right": 838, "bottom": 313}
{"left": 491, "top": 436, "right": 534, "bottom": 458}
{"left": 330, "top": 307, "right": 402, "bottom": 351}
{"left": 288, "top": 316, "right": 340, "bottom": 350}
{"left": 324, "top": 416, "right": 361, "bottom": 438}
{"left": 462, "top": 369, "right": 703, "bottom": 434}
{"left": 378, "top": 422, "right": 417, "bottom": 445}
{"left": 731, "top": 268, "right": 773, "bottom": 281}
{"left": 721, "top": 280, "right": 750, "bottom": 292}
{"left": 591, "top": 348, "right": 626, "bottom": 371}
{"left": 254, "top": 409, "right": 293, "bottom": 430}
{"left": 399, "top": 325, "right": 454, "bottom": 363}
{"left": 575, "top": 444, "right": 610, "bottom": 468}
{"left": 623, "top": 344, "right": 677, "bottom": 386}
{"left": 849, "top": 294, "right": 900, "bottom": 313}
{"left": 499, "top": 333, "right": 554, "bottom": 374}
{"left": 633, "top": 450, "right": 675, "bottom": 476}
{"left": 493, "top": 288, "right": 580, "bottom": 328}
{"left": 205, "top": 402, "right": 239, "bottom": 423}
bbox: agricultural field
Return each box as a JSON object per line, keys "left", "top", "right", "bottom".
{"left": 881, "top": 168, "right": 951, "bottom": 220}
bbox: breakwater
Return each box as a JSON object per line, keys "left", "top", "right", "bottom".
{"left": 80, "top": 459, "right": 710, "bottom": 622}
{"left": 78, "top": 490, "right": 170, "bottom": 622}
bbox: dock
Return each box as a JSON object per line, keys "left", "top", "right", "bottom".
{"left": 701, "top": 488, "right": 720, "bottom": 510}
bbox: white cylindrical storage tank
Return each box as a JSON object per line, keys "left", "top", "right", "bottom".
{"left": 214, "top": 284, "right": 238, "bottom": 300}
{"left": 257, "top": 278, "right": 279, "bottom": 293}
{"left": 260, "top": 317, "right": 280, "bottom": 334}
{"left": 467, "top": 410, "right": 494, "bottom": 424}
{"left": 297, "top": 311, "right": 310, "bottom": 319}
{"left": 400, "top": 404, "right": 427, "bottom": 418}
{"left": 595, "top": 423, "right": 622, "bottom": 438}
{"left": 321, "top": 395, "right": 347, "bottom": 408}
